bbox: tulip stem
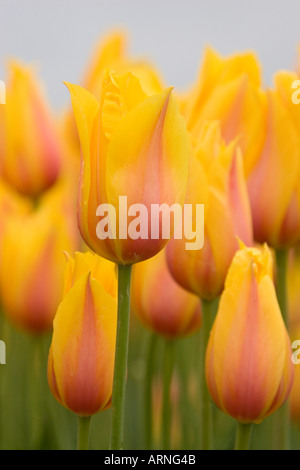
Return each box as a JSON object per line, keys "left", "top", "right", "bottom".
{"left": 234, "top": 422, "right": 253, "bottom": 450}
{"left": 199, "top": 299, "right": 216, "bottom": 450}
{"left": 274, "top": 248, "right": 291, "bottom": 450}
{"left": 109, "top": 264, "right": 132, "bottom": 450}
{"left": 162, "top": 339, "right": 175, "bottom": 450}
{"left": 144, "top": 333, "right": 158, "bottom": 450}
{"left": 77, "top": 416, "right": 91, "bottom": 450}
{"left": 275, "top": 249, "right": 289, "bottom": 328}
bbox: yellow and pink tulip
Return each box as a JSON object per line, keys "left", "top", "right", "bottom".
{"left": 131, "top": 249, "right": 202, "bottom": 339}
{"left": 205, "top": 243, "right": 294, "bottom": 423}
{"left": 2, "top": 60, "right": 63, "bottom": 197}
{"left": 167, "top": 121, "right": 253, "bottom": 300}
{"left": 47, "top": 251, "right": 117, "bottom": 416}
{"left": 66, "top": 69, "right": 189, "bottom": 265}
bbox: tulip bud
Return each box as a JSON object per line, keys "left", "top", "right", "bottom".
{"left": 47, "top": 251, "right": 117, "bottom": 416}
{"left": 2, "top": 60, "right": 62, "bottom": 196}
{"left": 167, "top": 121, "right": 253, "bottom": 300}
{"left": 183, "top": 47, "right": 266, "bottom": 176}
{"left": 63, "top": 31, "right": 164, "bottom": 159}
{"left": 66, "top": 69, "right": 189, "bottom": 265}
{"left": 0, "top": 202, "right": 77, "bottom": 333}
{"left": 131, "top": 249, "right": 202, "bottom": 339}
{"left": 82, "top": 30, "right": 164, "bottom": 99}
{"left": 205, "top": 243, "right": 294, "bottom": 423}
{"left": 247, "top": 72, "right": 300, "bottom": 249}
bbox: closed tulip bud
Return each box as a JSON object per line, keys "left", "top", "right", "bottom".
{"left": 63, "top": 31, "right": 164, "bottom": 158}
{"left": 205, "top": 243, "right": 294, "bottom": 423}
{"left": 47, "top": 251, "right": 117, "bottom": 416}
{"left": 2, "top": 60, "right": 62, "bottom": 196}
{"left": 131, "top": 249, "right": 202, "bottom": 339}
{"left": 247, "top": 72, "right": 300, "bottom": 248}
{"left": 66, "top": 69, "right": 189, "bottom": 265}
{"left": 183, "top": 47, "right": 266, "bottom": 176}
{"left": 0, "top": 203, "right": 76, "bottom": 333}
{"left": 82, "top": 30, "right": 164, "bottom": 99}
{"left": 167, "top": 122, "right": 253, "bottom": 300}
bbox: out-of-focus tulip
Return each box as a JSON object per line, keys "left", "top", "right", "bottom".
{"left": 66, "top": 69, "right": 189, "bottom": 265}
{"left": 2, "top": 60, "right": 62, "bottom": 196}
{"left": 82, "top": 30, "right": 164, "bottom": 99}
{"left": 205, "top": 243, "right": 294, "bottom": 423}
{"left": 62, "top": 31, "right": 164, "bottom": 158}
{"left": 247, "top": 72, "right": 300, "bottom": 249}
{"left": 167, "top": 121, "right": 253, "bottom": 300}
{"left": 0, "top": 178, "right": 31, "bottom": 225}
{"left": 287, "top": 248, "right": 300, "bottom": 330}
{"left": 0, "top": 202, "right": 77, "bottom": 333}
{"left": 47, "top": 251, "right": 117, "bottom": 416}
{"left": 182, "top": 47, "right": 266, "bottom": 177}
{"left": 131, "top": 249, "right": 202, "bottom": 339}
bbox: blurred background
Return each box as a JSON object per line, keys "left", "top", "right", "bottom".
{"left": 1, "top": 0, "right": 300, "bottom": 110}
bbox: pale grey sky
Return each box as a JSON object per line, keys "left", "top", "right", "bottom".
{"left": 0, "top": 0, "right": 299, "bottom": 111}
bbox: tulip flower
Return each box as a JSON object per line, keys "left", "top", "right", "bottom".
{"left": 66, "top": 68, "right": 189, "bottom": 450}
{"left": 205, "top": 244, "right": 294, "bottom": 428}
{"left": 287, "top": 248, "right": 300, "bottom": 330}
{"left": 182, "top": 47, "right": 266, "bottom": 177}
{"left": 47, "top": 251, "right": 117, "bottom": 418}
{"left": 66, "top": 69, "right": 189, "bottom": 265}
{"left": 167, "top": 121, "right": 253, "bottom": 301}
{"left": 2, "top": 60, "right": 62, "bottom": 197}
{"left": 63, "top": 30, "right": 164, "bottom": 158}
{"left": 0, "top": 202, "right": 77, "bottom": 334}
{"left": 82, "top": 30, "right": 164, "bottom": 100}
{"left": 247, "top": 72, "right": 300, "bottom": 249}
{"left": 131, "top": 249, "right": 202, "bottom": 339}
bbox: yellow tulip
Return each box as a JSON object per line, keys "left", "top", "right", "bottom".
{"left": 0, "top": 201, "right": 77, "bottom": 333}
{"left": 47, "top": 251, "right": 117, "bottom": 416}
{"left": 82, "top": 30, "right": 164, "bottom": 99}
{"left": 2, "top": 60, "right": 63, "bottom": 196}
{"left": 131, "top": 249, "right": 202, "bottom": 339}
{"left": 287, "top": 248, "right": 300, "bottom": 330}
{"left": 182, "top": 47, "right": 266, "bottom": 176}
{"left": 66, "top": 69, "right": 189, "bottom": 265}
{"left": 205, "top": 244, "right": 294, "bottom": 423}
{"left": 166, "top": 121, "right": 253, "bottom": 300}
{"left": 247, "top": 72, "right": 300, "bottom": 249}
{"left": 63, "top": 30, "right": 164, "bottom": 158}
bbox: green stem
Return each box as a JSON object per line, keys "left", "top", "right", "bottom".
{"left": 275, "top": 249, "right": 289, "bottom": 327}
{"left": 234, "top": 422, "right": 253, "bottom": 450}
{"left": 162, "top": 340, "right": 175, "bottom": 450}
{"left": 144, "top": 333, "right": 158, "bottom": 450}
{"left": 109, "top": 264, "right": 132, "bottom": 450}
{"left": 273, "top": 249, "right": 290, "bottom": 450}
{"left": 77, "top": 416, "right": 91, "bottom": 450}
{"left": 199, "top": 299, "right": 215, "bottom": 450}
